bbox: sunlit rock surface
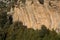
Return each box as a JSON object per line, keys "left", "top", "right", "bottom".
{"left": 12, "top": 0, "right": 60, "bottom": 30}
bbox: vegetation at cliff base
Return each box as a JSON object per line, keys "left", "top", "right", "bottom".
{"left": 0, "top": 11, "right": 60, "bottom": 40}
{"left": 0, "top": 20, "right": 60, "bottom": 40}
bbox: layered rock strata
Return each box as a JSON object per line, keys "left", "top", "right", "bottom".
{"left": 12, "top": 0, "right": 60, "bottom": 30}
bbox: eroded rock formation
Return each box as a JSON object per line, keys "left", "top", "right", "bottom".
{"left": 12, "top": 0, "right": 60, "bottom": 30}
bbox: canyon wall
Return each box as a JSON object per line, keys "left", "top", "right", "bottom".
{"left": 12, "top": 0, "right": 60, "bottom": 30}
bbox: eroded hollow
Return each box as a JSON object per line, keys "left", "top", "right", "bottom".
{"left": 38, "top": 0, "right": 44, "bottom": 5}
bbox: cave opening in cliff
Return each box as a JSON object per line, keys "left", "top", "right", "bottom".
{"left": 38, "top": 0, "right": 44, "bottom": 5}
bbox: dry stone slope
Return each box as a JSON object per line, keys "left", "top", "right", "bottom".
{"left": 12, "top": 0, "right": 60, "bottom": 30}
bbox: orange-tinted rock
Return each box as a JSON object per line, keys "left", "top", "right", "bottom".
{"left": 12, "top": 0, "right": 60, "bottom": 30}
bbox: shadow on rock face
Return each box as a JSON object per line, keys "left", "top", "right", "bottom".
{"left": 38, "top": 0, "right": 44, "bottom": 5}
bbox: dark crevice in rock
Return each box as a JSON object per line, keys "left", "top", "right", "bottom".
{"left": 38, "top": 0, "right": 44, "bottom": 5}
{"left": 9, "top": 15, "right": 13, "bottom": 24}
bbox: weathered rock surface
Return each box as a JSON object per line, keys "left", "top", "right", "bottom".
{"left": 12, "top": 0, "right": 60, "bottom": 30}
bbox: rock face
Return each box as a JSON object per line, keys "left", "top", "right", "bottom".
{"left": 12, "top": 0, "right": 60, "bottom": 30}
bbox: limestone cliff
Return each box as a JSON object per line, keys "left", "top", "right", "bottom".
{"left": 12, "top": 0, "right": 60, "bottom": 30}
